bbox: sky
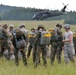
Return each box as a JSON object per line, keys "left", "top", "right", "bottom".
{"left": 0, "top": 0, "right": 76, "bottom": 11}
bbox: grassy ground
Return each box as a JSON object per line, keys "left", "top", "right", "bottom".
{"left": 0, "top": 56, "right": 76, "bottom": 75}
{"left": 0, "top": 20, "right": 76, "bottom": 75}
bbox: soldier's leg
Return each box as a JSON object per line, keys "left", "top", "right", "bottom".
{"left": 14, "top": 48, "right": 19, "bottom": 66}
{"left": 7, "top": 45, "right": 10, "bottom": 60}
{"left": 56, "top": 46, "right": 62, "bottom": 64}
{"left": 27, "top": 44, "right": 32, "bottom": 58}
{"left": 35, "top": 46, "right": 41, "bottom": 67}
{"left": 46, "top": 45, "right": 50, "bottom": 58}
{"left": 3, "top": 42, "right": 10, "bottom": 60}
{"left": 20, "top": 49, "right": 27, "bottom": 66}
{"left": 64, "top": 45, "right": 69, "bottom": 64}
{"left": 50, "top": 45, "right": 57, "bottom": 64}
{"left": 32, "top": 46, "right": 37, "bottom": 63}
{"left": 68, "top": 44, "right": 76, "bottom": 64}
{"left": 0, "top": 44, "right": 4, "bottom": 58}
{"left": 74, "top": 44, "right": 76, "bottom": 55}
{"left": 42, "top": 45, "right": 47, "bottom": 65}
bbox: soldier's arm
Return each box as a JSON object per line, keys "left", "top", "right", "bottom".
{"left": 63, "top": 34, "right": 73, "bottom": 42}
{"left": 58, "top": 31, "right": 63, "bottom": 41}
{"left": 23, "top": 33, "right": 26, "bottom": 41}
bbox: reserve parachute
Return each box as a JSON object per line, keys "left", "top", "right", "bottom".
{"left": 40, "top": 31, "right": 51, "bottom": 45}
{"left": 28, "top": 32, "right": 35, "bottom": 44}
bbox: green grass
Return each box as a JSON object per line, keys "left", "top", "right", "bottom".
{"left": 0, "top": 20, "right": 76, "bottom": 75}
{"left": 0, "top": 56, "right": 76, "bottom": 75}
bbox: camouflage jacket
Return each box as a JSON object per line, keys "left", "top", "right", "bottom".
{"left": 50, "top": 30, "right": 63, "bottom": 46}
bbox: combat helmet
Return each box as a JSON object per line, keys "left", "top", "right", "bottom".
{"left": 3, "top": 24, "right": 8, "bottom": 29}
{"left": 64, "top": 24, "right": 70, "bottom": 29}
{"left": 56, "top": 23, "right": 62, "bottom": 28}
{"left": 9, "top": 24, "right": 14, "bottom": 28}
{"left": 37, "top": 25, "right": 45, "bottom": 30}
{"left": 19, "top": 23, "right": 25, "bottom": 28}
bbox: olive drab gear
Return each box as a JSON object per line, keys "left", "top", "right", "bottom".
{"left": 14, "top": 29, "right": 26, "bottom": 49}
{"left": 51, "top": 28, "right": 59, "bottom": 42}
{"left": 40, "top": 31, "right": 51, "bottom": 45}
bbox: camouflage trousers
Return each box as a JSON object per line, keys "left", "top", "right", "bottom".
{"left": 64, "top": 44, "right": 75, "bottom": 64}
{"left": 50, "top": 45, "right": 62, "bottom": 64}
{"left": 0, "top": 41, "right": 10, "bottom": 60}
{"left": 14, "top": 48, "right": 27, "bottom": 66}
{"left": 35, "top": 45, "right": 47, "bottom": 67}
{"left": 74, "top": 43, "right": 76, "bottom": 55}
{"left": 27, "top": 44, "right": 36, "bottom": 62}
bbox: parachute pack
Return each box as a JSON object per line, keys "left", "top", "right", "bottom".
{"left": 14, "top": 29, "right": 26, "bottom": 49}
{"left": 40, "top": 31, "right": 51, "bottom": 45}
{"left": 28, "top": 32, "right": 35, "bottom": 44}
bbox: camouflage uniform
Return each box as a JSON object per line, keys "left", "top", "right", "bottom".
{"left": 27, "top": 28, "right": 36, "bottom": 62}
{"left": 12, "top": 29, "right": 27, "bottom": 66}
{"left": 0, "top": 24, "right": 10, "bottom": 60}
{"left": 63, "top": 25, "right": 76, "bottom": 64}
{"left": 73, "top": 32, "right": 76, "bottom": 55}
{"left": 34, "top": 25, "right": 47, "bottom": 67}
{"left": 50, "top": 24, "right": 63, "bottom": 64}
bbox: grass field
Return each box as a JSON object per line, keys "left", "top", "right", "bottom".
{"left": 0, "top": 20, "right": 76, "bottom": 75}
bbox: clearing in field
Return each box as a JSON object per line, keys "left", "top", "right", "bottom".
{"left": 0, "top": 20, "right": 76, "bottom": 75}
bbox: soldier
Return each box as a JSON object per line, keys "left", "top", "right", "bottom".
{"left": 19, "top": 24, "right": 28, "bottom": 59}
{"left": 19, "top": 24, "right": 28, "bottom": 45}
{"left": 62, "top": 24, "right": 76, "bottom": 65}
{"left": 34, "top": 25, "right": 47, "bottom": 67}
{"left": 12, "top": 28, "right": 27, "bottom": 66}
{"left": 0, "top": 24, "right": 10, "bottom": 60}
{"left": 8, "top": 24, "right": 15, "bottom": 60}
{"left": 73, "top": 31, "right": 76, "bottom": 55}
{"left": 50, "top": 24, "right": 63, "bottom": 65}
{"left": 27, "top": 28, "right": 36, "bottom": 59}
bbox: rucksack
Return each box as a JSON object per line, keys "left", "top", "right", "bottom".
{"left": 14, "top": 29, "right": 26, "bottom": 49}
{"left": 40, "top": 31, "right": 51, "bottom": 45}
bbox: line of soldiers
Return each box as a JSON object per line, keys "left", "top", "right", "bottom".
{"left": 0, "top": 23, "right": 76, "bottom": 67}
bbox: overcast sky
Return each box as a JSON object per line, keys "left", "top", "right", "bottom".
{"left": 0, "top": 0, "right": 76, "bottom": 11}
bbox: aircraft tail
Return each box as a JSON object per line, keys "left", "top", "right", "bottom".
{"left": 61, "top": 3, "right": 68, "bottom": 12}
